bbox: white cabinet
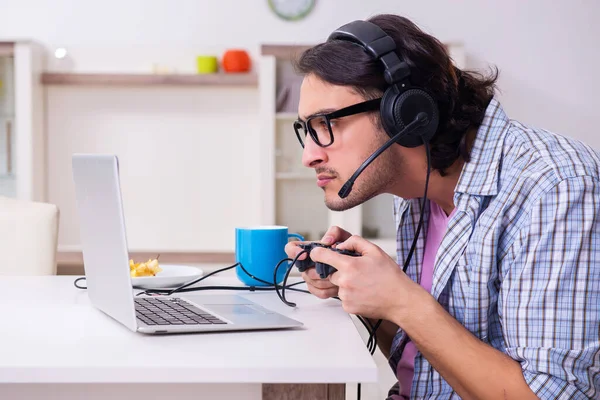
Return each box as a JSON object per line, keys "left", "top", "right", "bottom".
{"left": 43, "top": 72, "right": 260, "bottom": 254}
{"left": 0, "top": 49, "right": 15, "bottom": 197}
{"left": 259, "top": 43, "right": 466, "bottom": 254}
{"left": 0, "top": 41, "right": 46, "bottom": 201}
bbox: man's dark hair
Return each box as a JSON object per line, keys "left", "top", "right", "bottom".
{"left": 294, "top": 14, "right": 498, "bottom": 175}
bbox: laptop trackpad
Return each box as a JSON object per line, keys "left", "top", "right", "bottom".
{"left": 207, "top": 304, "right": 268, "bottom": 316}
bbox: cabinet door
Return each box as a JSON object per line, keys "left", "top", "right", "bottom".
{"left": 0, "top": 54, "right": 15, "bottom": 197}
{"left": 47, "top": 85, "right": 263, "bottom": 253}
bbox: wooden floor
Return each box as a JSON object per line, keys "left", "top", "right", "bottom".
{"left": 263, "top": 383, "right": 344, "bottom": 400}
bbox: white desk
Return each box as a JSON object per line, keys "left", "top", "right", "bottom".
{"left": 0, "top": 274, "right": 377, "bottom": 400}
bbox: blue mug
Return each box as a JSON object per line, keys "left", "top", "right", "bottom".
{"left": 235, "top": 226, "right": 304, "bottom": 286}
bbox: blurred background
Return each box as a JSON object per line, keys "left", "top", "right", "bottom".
{"left": 2, "top": 0, "right": 599, "bottom": 279}
{"left": 1, "top": 1, "right": 598, "bottom": 398}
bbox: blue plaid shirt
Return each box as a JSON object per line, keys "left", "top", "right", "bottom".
{"left": 387, "top": 98, "right": 600, "bottom": 399}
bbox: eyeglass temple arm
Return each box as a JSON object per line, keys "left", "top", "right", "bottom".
{"left": 327, "top": 98, "right": 382, "bottom": 120}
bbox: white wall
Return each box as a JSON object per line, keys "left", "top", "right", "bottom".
{"left": 2, "top": 0, "right": 598, "bottom": 143}
{"left": 1, "top": 0, "right": 599, "bottom": 252}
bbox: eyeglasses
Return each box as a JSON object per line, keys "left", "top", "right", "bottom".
{"left": 293, "top": 98, "right": 382, "bottom": 148}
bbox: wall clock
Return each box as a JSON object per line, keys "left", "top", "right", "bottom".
{"left": 268, "top": 0, "right": 316, "bottom": 21}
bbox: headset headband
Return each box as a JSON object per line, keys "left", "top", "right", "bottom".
{"left": 327, "top": 20, "right": 411, "bottom": 85}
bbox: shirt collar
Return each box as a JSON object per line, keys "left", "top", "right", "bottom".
{"left": 393, "top": 97, "right": 510, "bottom": 217}
{"left": 453, "top": 97, "right": 510, "bottom": 197}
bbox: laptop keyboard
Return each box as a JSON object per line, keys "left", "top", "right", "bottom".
{"left": 135, "top": 297, "right": 228, "bottom": 326}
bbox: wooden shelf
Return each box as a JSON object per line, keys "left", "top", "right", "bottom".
{"left": 56, "top": 250, "right": 235, "bottom": 275}
{"left": 41, "top": 72, "right": 258, "bottom": 87}
{"left": 261, "top": 44, "right": 313, "bottom": 60}
{"left": 262, "top": 43, "right": 460, "bottom": 56}
{"left": 0, "top": 42, "right": 14, "bottom": 56}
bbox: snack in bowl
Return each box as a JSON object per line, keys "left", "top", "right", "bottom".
{"left": 129, "top": 258, "right": 162, "bottom": 277}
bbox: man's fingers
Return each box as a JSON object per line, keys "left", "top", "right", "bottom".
{"left": 309, "top": 279, "right": 337, "bottom": 290}
{"left": 307, "top": 286, "right": 338, "bottom": 300}
{"left": 303, "top": 268, "right": 321, "bottom": 281}
{"left": 284, "top": 241, "right": 309, "bottom": 260}
{"left": 311, "top": 234, "right": 369, "bottom": 267}
{"left": 309, "top": 246, "right": 347, "bottom": 271}
{"left": 320, "top": 225, "right": 352, "bottom": 245}
{"left": 335, "top": 235, "right": 370, "bottom": 255}
{"left": 302, "top": 270, "right": 336, "bottom": 289}
{"left": 328, "top": 270, "right": 343, "bottom": 287}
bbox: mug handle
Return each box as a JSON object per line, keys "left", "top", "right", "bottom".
{"left": 288, "top": 233, "right": 304, "bottom": 242}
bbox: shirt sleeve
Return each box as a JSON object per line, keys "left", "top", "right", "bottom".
{"left": 502, "top": 176, "right": 600, "bottom": 399}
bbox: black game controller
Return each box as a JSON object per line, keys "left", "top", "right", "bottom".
{"left": 295, "top": 242, "right": 360, "bottom": 278}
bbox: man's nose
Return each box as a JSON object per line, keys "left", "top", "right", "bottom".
{"left": 301, "top": 135, "right": 328, "bottom": 168}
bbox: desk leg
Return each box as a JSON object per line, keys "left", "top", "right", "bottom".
{"left": 262, "top": 383, "right": 345, "bottom": 400}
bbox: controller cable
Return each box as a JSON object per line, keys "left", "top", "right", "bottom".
{"left": 73, "top": 260, "right": 310, "bottom": 297}
{"left": 353, "top": 141, "right": 431, "bottom": 399}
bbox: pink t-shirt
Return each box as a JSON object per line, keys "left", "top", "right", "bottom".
{"left": 394, "top": 201, "right": 456, "bottom": 399}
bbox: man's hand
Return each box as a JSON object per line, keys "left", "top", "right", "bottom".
{"left": 312, "top": 238, "right": 540, "bottom": 400}
{"left": 284, "top": 226, "right": 352, "bottom": 299}
{"left": 310, "top": 235, "right": 422, "bottom": 320}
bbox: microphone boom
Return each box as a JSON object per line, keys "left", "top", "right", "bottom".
{"left": 338, "top": 112, "right": 429, "bottom": 199}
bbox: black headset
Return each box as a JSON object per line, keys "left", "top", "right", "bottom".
{"left": 327, "top": 20, "right": 439, "bottom": 148}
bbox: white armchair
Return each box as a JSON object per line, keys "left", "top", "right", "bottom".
{"left": 0, "top": 196, "right": 59, "bottom": 275}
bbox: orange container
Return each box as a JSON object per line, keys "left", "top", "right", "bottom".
{"left": 222, "top": 49, "right": 251, "bottom": 73}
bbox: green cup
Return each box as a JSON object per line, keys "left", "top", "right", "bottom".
{"left": 196, "top": 56, "right": 218, "bottom": 74}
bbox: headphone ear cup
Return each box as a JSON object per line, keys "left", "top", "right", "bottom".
{"left": 381, "top": 87, "right": 439, "bottom": 148}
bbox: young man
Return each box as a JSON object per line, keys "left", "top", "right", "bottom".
{"left": 285, "top": 13, "right": 600, "bottom": 400}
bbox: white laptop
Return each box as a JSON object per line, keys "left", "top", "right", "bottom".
{"left": 71, "top": 153, "right": 303, "bottom": 334}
